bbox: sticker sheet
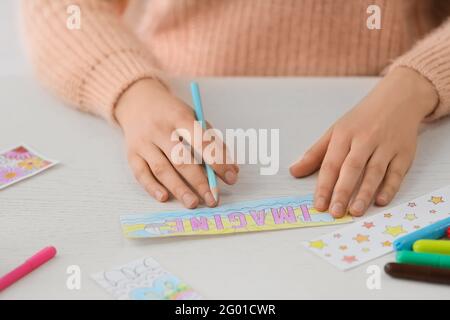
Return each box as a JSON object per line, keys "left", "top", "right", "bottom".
{"left": 0, "top": 144, "right": 58, "bottom": 190}
{"left": 304, "top": 185, "right": 450, "bottom": 270}
{"left": 91, "top": 257, "right": 201, "bottom": 300}
{"left": 120, "top": 195, "right": 353, "bottom": 238}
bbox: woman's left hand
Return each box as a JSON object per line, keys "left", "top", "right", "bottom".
{"left": 290, "top": 67, "right": 439, "bottom": 217}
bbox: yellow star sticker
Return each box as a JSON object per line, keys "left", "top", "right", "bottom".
{"left": 339, "top": 245, "right": 348, "bottom": 251}
{"left": 353, "top": 234, "right": 370, "bottom": 243}
{"left": 404, "top": 213, "right": 417, "bottom": 221}
{"left": 362, "top": 248, "right": 370, "bottom": 253}
{"left": 381, "top": 241, "right": 392, "bottom": 247}
{"left": 309, "top": 240, "right": 326, "bottom": 249}
{"left": 429, "top": 196, "right": 444, "bottom": 205}
{"left": 383, "top": 225, "right": 407, "bottom": 237}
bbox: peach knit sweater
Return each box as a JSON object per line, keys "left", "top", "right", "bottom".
{"left": 21, "top": 0, "right": 450, "bottom": 122}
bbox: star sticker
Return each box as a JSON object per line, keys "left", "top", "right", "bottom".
{"left": 429, "top": 196, "right": 444, "bottom": 205}
{"left": 362, "top": 248, "right": 370, "bottom": 253}
{"left": 408, "top": 202, "right": 416, "bottom": 207}
{"left": 309, "top": 240, "right": 326, "bottom": 249}
{"left": 384, "top": 213, "right": 392, "bottom": 218}
{"left": 404, "top": 213, "right": 417, "bottom": 221}
{"left": 342, "top": 256, "right": 357, "bottom": 264}
{"left": 339, "top": 245, "right": 348, "bottom": 251}
{"left": 381, "top": 241, "right": 392, "bottom": 247}
{"left": 333, "top": 233, "right": 342, "bottom": 239}
{"left": 353, "top": 234, "right": 370, "bottom": 243}
{"left": 383, "top": 225, "right": 407, "bottom": 237}
{"left": 362, "top": 222, "right": 375, "bottom": 229}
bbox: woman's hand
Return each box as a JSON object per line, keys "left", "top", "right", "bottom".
{"left": 115, "top": 79, "right": 239, "bottom": 208}
{"left": 290, "top": 68, "right": 439, "bottom": 217}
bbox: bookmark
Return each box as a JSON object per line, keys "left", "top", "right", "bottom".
{"left": 304, "top": 185, "right": 450, "bottom": 270}
{"left": 0, "top": 144, "right": 58, "bottom": 190}
{"left": 120, "top": 195, "right": 353, "bottom": 238}
{"left": 91, "top": 257, "right": 201, "bottom": 300}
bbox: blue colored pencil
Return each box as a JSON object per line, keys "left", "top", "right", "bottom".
{"left": 393, "top": 216, "right": 450, "bottom": 251}
{"left": 190, "top": 82, "right": 219, "bottom": 202}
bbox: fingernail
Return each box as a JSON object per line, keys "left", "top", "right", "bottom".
{"left": 204, "top": 191, "right": 216, "bottom": 206}
{"left": 315, "top": 197, "right": 326, "bottom": 210}
{"left": 351, "top": 200, "right": 365, "bottom": 214}
{"left": 290, "top": 155, "right": 304, "bottom": 167}
{"left": 377, "top": 193, "right": 388, "bottom": 205}
{"left": 331, "top": 202, "right": 345, "bottom": 216}
{"left": 225, "top": 170, "right": 237, "bottom": 184}
{"left": 155, "top": 190, "right": 165, "bottom": 201}
{"left": 182, "top": 193, "right": 197, "bottom": 208}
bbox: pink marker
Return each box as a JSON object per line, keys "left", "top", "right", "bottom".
{"left": 0, "top": 246, "right": 57, "bottom": 292}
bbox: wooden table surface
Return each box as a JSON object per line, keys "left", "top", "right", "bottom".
{"left": 1, "top": 75, "right": 450, "bottom": 299}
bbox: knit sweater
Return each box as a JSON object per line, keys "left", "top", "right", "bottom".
{"left": 21, "top": 0, "right": 450, "bottom": 122}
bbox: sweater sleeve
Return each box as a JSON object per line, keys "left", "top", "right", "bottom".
{"left": 21, "top": 0, "right": 158, "bottom": 123}
{"left": 387, "top": 18, "right": 450, "bottom": 121}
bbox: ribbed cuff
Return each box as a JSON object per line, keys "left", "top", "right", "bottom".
{"left": 387, "top": 20, "right": 450, "bottom": 121}
{"left": 78, "top": 49, "right": 157, "bottom": 124}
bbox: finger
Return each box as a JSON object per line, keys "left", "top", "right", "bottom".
{"left": 349, "top": 147, "right": 391, "bottom": 216}
{"left": 159, "top": 140, "right": 218, "bottom": 207}
{"left": 206, "top": 120, "right": 239, "bottom": 174}
{"left": 177, "top": 117, "right": 239, "bottom": 185}
{"left": 290, "top": 129, "right": 332, "bottom": 178}
{"left": 141, "top": 145, "right": 200, "bottom": 209}
{"left": 375, "top": 154, "right": 411, "bottom": 206}
{"left": 314, "top": 135, "right": 350, "bottom": 212}
{"left": 128, "top": 153, "right": 169, "bottom": 202}
{"left": 329, "top": 141, "right": 375, "bottom": 217}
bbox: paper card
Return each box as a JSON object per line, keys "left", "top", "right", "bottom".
{"left": 91, "top": 257, "right": 201, "bottom": 300}
{"left": 303, "top": 185, "right": 450, "bottom": 270}
{"left": 0, "top": 144, "right": 58, "bottom": 190}
{"left": 120, "top": 195, "right": 353, "bottom": 238}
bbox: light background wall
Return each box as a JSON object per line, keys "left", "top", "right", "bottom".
{"left": 0, "top": 0, "right": 29, "bottom": 76}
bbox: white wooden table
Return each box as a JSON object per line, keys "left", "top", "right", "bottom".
{"left": 1, "top": 75, "right": 450, "bottom": 299}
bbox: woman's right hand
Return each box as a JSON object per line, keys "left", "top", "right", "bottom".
{"left": 115, "top": 79, "right": 239, "bottom": 208}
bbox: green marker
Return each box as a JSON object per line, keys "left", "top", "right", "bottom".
{"left": 396, "top": 251, "right": 450, "bottom": 269}
{"left": 413, "top": 239, "right": 450, "bottom": 255}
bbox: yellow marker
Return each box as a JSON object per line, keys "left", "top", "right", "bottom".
{"left": 413, "top": 239, "right": 450, "bottom": 255}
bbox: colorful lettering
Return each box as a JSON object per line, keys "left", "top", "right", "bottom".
{"left": 190, "top": 217, "right": 209, "bottom": 231}
{"left": 167, "top": 218, "right": 184, "bottom": 233}
{"left": 250, "top": 210, "right": 266, "bottom": 226}
{"left": 300, "top": 204, "right": 311, "bottom": 222}
{"left": 214, "top": 214, "right": 224, "bottom": 230}
{"left": 228, "top": 212, "right": 247, "bottom": 228}
{"left": 271, "top": 206, "right": 297, "bottom": 224}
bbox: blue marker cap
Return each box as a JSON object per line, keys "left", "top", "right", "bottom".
{"left": 393, "top": 217, "right": 450, "bottom": 251}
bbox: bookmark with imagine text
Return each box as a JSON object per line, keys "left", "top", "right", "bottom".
{"left": 0, "top": 144, "right": 58, "bottom": 190}
{"left": 304, "top": 185, "right": 450, "bottom": 270}
{"left": 120, "top": 195, "right": 353, "bottom": 238}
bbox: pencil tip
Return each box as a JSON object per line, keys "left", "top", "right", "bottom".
{"left": 212, "top": 188, "right": 219, "bottom": 203}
